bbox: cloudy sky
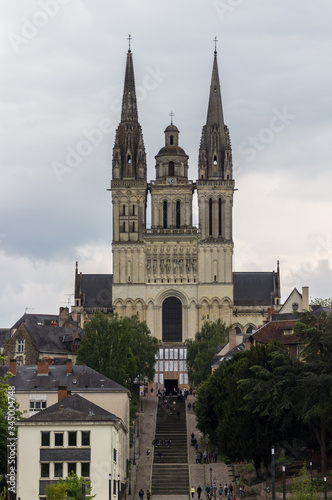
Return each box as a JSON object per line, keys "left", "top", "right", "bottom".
{"left": 1, "top": 0, "right": 332, "bottom": 327}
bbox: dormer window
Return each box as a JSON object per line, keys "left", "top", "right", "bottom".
{"left": 284, "top": 329, "right": 294, "bottom": 335}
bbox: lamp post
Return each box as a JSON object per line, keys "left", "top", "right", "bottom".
{"left": 109, "top": 473, "right": 112, "bottom": 500}
{"left": 133, "top": 435, "right": 136, "bottom": 465}
{"left": 209, "top": 468, "right": 212, "bottom": 488}
{"left": 271, "top": 446, "right": 275, "bottom": 500}
{"left": 324, "top": 476, "right": 327, "bottom": 500}
{"left": 282, "top": 466, "right": 285, "bottom": 500}
{"left": 310, "top": 461, "right": 313, "bottom": 482}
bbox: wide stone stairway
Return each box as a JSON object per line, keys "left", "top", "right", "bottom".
{"left": 151, "top": 397, "right": 189, "bottom": 495}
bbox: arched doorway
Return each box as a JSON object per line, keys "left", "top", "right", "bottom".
{"left": 162, "top": 297, "right": 182, "bottom": 342}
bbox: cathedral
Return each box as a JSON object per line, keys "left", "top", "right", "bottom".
{"left": 73, "top": 44, "right": 280, "bottom": 392}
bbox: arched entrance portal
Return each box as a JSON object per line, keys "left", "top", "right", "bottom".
{"left": 162, "top": 297, "right": 182, "bottom": 342}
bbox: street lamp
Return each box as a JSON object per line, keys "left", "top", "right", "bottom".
{"left": 209, "top": 468, "right": 212, "bottom": 488}
{"left": 118, "top": 474, "right": 121, "bottom": 499}
{"left": 271, "top": 446, "right": 275, "bottom": 500}
{"left": 310, "top": 461, "right": 313, "bottom": 481}
{"left": 282, "top": 466, "right": 285, "bottom": 500}
{"left": 324, "top": 477, "right": 327, "bottom": 500}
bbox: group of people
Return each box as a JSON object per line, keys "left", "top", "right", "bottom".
{"left": 138, "top": 489, "right": 151, "bottom": 500}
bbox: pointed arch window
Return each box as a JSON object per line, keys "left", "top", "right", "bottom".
{"left": 169, "top": 161, "right": 174, "bottom": 177}
{"left": 209, "top": 198, "right": 213, "bottom": 236}
{"left": 132, "top": 204, "right": 135, "bottom": 216}
{"left": 213, "top": 156, "right": 218, "bottom": 166}
{"left": 163, "top": 201, "right": 168, "bottom": 229}
{"left": 218, "top": 198, "right": 222, "bottom": 236}
{"left": 176, "top": 201, "right": 181, "bottom": 229}
{"left": 123, "top": 205, "right": 126, "bottom": 216}
{"left": 127, "top": 155, "right": 131, "bottom": 164}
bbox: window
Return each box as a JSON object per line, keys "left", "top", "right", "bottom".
{"left": 132, "top": 204, "right": 135, "bottom": 216}
{"left": 123, "top": 205, "right": 125, "bottom": 216}
{"left": 209, "top": 198, "right": 213, "bottom": 236}
{"left": 54, "top": 433, "right": 63, "bottom": 447}
{"left": 81, "top": 463, "right": 90, "bottom": 478}
{"left": 41, "top": 432, "right": 50, "bottom": 447}
{"left": 68, "top": 463, "right": 76, "bottom": 475}
{"left": 163, "top": 201, "right": 168, "bottom": 229}
{"left": 30, "top": 401, "right": 46, "bottom": 411}
{"left": 81, "top": 431, "right": 90, "bottom": 446}
{"left": 132, "top": 221, "right": 135, "bottom": 232}
{"left": 54, "top": 463, "right": 63, "bottom": 478}
{"left": 113, "top": 479, "right": 117, "bottom": 495}
{"left": 113, "top": 448, "right": 117, "bottom": 462}
{"left": 41, "top": 463, "right": 50, "bottom": 478}
{"left": 284, "top": 329, "right": 294, "bottom": 335}
{"left": 123, "top": 222, "right": 126, "bottom": 232}
{"left": 176, "top": 201, "right": 181, "bottom": 229}
{"left": 68, "top": 431, "right": 77, "bottom": 446}
{"left": 162, "top": 297, "right": 182, "bottom": 342}
{"left": 16, "top": 339, "right": 24, "bottom": 353}
{"left": 218, "top": 198, "right": 222, "bottom": 236}
{"left": 170, "top": 135, "right": 173, "bottom": 145}
{"left": 169, "top": 161, "right": 174, "bottom": 176}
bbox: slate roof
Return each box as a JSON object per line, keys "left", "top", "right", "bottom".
{"left": 253, "top": 320, "right": 299, "bottom": 345}
{"left": 233, "top": 272, "right": 276, "bottom": 306}
{"left": 0, "top": 329, "right": 10, "bottom": 347}
{"left": 8, "top": 364, "right": 128, "bottom": 393}
{"left": 21, "top": 323, "right": 83, "bottom": 355}
{"left": 212, "top": 342, "right": 246, "bottom": 366}
{"left": 11, "top": 313, "right": 60, "bottom": 331}
{"left": 23, "top": 393, "right": 119, "bottom": 422}
{"left": 80, "top": 274, "right": 113, "bottom": 309}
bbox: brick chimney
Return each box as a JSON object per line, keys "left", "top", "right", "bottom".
{"left": 228, "top": 328, "right": 237, "bottom": 351}
{"left": 58, "top": 385, "right": 68, "bottom": 402}
{"left": 66, "top": 359, "right": 73, "bottom": 375}
{"left": 9, "top": 359, "right": 17, "bottom": 376}
{"left": 37, "top": 359, "right": 49, "bottom": 376}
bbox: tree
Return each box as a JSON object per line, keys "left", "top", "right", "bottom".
{"left": 185, "top": 319, "right": 229, "bottom": 386}
{"left": 45, "top": 472, "right": 95, "bottom": 499}
{"left": 310, "top": 297, "right": 332, "bottom": 308}
{"left": 76, "top": 313, "right": 159, "bottom": 389}
{"left": 195, "top": 345, "right": 282, "bottom": 477}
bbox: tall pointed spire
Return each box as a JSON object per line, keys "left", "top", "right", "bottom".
{"left": 198, "top": 49, "right": 232, "bottom": 180}
{"left": 121, "top": 48, "right": 138, "bottom": 123}
{"left": 112, "top": 43, "right": 146, "bottom": 181}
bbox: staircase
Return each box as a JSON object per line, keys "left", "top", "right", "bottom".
{"left": 152, "top": 398, "right": 189, "bottom": 495}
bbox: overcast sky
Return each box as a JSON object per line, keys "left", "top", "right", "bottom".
{"left": 1, "top": 0, "right": 332, "bottom": 327}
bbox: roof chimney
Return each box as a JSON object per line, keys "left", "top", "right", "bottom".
{"left": 59, "top": 307, "right": 70, "bottom": 328}
{"left": 66, "top": 359, "right": 73, "bottom": 375}
{"left": 37, "top": 359, "right": 49, "bottom": 376}
{"left": 9, "top": 359, "right": 17, "bottom": 376}
{"left": 302, "top": 286, "right": 309, "bottom": 311}
{"left": 58, "top": 385, "right": 68, "bottom": 402}
{"left": 228, "top": 328, "right": 237, "bottom": 351}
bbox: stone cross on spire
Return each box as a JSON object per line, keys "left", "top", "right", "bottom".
{"left": 127, "top": 33, "right": 132, "bottom": 52}
{"left": 214, "top": 36, "right": 218, "bottom": 55}
{"left": 169, "top": 110, "right": 175, "bottom": 125}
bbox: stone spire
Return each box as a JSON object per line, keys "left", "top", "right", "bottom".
{"left": 121, "top": 49, "right": 138, "bottom": 123}
{"left": 198, "top": 50, "right": 232, "bottom": 180}
{"left": 112, "top": 47, "right": 146, "bottom": 181}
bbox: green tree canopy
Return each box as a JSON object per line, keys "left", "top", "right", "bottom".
{"left": 45, "top": 472, "right": 95, "bottom": 499}
{"left": 76, "top": 313, "right": 160, "bottom": 388}
{"left": 185, "top": 319, "right": 229, "bottom": 386}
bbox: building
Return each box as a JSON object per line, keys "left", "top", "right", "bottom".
{"left": 17, "top": 393, "right": 127, "bottom": 499}
{"left": 5, "top": 359, "right": 130, "bottom": 429}
{"left": 73, "top": 44, "right": 281, "bottom": 392}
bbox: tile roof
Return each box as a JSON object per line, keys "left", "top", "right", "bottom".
{"left": 253, "top": 320, "right": 299, "bottom": 345}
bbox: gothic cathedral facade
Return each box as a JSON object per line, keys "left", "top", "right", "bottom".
{"left": 74, "top": 46, "right": 280, "bottom": 392}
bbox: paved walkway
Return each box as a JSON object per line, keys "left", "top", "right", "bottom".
{"left": 130, "top": 394, "right": 234, "bottom": 500}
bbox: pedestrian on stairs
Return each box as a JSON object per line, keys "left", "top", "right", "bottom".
{"left": 191, "top": 486, "right": 195, "bottom": 498}
{"left": 147, "top": 490, "right": 151, "bottom": 500}
{"left": 146, "top": 448, "right": 151, "bottom": 459}
{"left": 139, "top": 489, "right": 144, "bottom": 500}
{"left": 197, "top": 485, "right": 202, "bottom": 499}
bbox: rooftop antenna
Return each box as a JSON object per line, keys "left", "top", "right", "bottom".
{"left": 25, "top": 307, "right": 35, "bottom": 314}
{"left": 65, "top": 294, "right": 74, "bottom": 307}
